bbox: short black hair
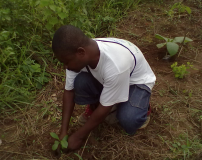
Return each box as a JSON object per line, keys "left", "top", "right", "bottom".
{"left": 52, "top": 25, "right": 90, "bottom": 56}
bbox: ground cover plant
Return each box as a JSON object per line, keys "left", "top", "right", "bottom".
{"left": 0, "top": 0, "right": 202, "bottom": 159}
{"left": 171, "top": 62, "right": 193, "bottom": 79}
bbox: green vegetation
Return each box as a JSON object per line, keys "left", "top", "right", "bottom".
{"left": 0, "top": 0, "right": 139, "bottom": 112}
{"left": 155, "top": 34, "right": 193, "bottom": 56}
{"left": 167, "top": 2, "right": 191, "bottom": 19}
{"left": 50, "top": 132, "right": 68, "bottom": 150}
{"left": 50, "top": 132, "right": 84, "bottom": 159}
{"left": 171, "top": 62, "right": 193, "bottom": 79}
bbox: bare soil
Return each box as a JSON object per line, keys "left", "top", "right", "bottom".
{"left": 1, "top": 0, "right": 202, "bottom": 160}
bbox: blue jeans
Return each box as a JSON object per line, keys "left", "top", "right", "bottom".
{"left": 74, "top": 72, "right": 151, "bottom": 135}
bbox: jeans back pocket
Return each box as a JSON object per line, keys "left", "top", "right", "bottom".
{"left": 129, "top": 84, "right": 151, "bottom": 110}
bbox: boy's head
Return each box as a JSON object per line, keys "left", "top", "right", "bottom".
{"left": 52, "top": 25, "right": 91, "bottom": 72}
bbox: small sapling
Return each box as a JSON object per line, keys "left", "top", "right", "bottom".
{"left": 155, "top": 34, "right": 193, "bottom": 57}
{"left": 50, "top": 132, "right": 68, "bottom": 150}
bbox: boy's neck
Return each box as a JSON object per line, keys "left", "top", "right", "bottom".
{"left": 88, "top": 39, "right": 100, "bottom": 69}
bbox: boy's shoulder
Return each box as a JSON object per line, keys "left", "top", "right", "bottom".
{"left": 93, "top": 37, "right": 134, "bottom": 46}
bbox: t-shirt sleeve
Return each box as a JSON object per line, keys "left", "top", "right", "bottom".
{"left": 100, "top": 70, "right": 130, "bottom": 106}
{"left": 65, "top": 69, "right": 79, "bottom": 90}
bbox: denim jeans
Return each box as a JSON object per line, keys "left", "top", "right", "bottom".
{"left": 74, "top": 72, "right": 151, "bottom": 135}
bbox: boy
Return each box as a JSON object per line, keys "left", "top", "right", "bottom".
{"left": 52, "top": 25, "right": 156, "bottom": 150}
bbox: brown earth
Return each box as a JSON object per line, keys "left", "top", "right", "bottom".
{"left": 1, "top": 0, "right": 202, "bottom": 160}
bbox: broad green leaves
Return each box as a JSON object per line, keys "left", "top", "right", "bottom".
{"left": 58, "top": 13, "right": 67, "bottom": 20}
{"left": 173, "top": 37, "right": 193, "bottom": 44}
{"left": 62, "top": 135, "right": 68, "bottom": 141}
{"left": 39, "top": 0, "right": 53, "bottom": 7}
{"left": 61, "top": 139, "right": 68, "bottom": 148}
{"left": 49, "top": 5, "right": 56, "bottom": 12}
{"left": 157, "top": 43, "right": 166, "bottom": 48}
{"left": 0, "top": 31, "right": 11, "bottom": 41}
{"left": 155, "top": 34, "right": 168, "bottom": 42}
{"left": 50, "top": 133, "right": 69, "bottom": 151}
{"left": 48, "top": 17, "right": 58, "bottom": 25}
{"left": 166, "top": 42, "right": 179, "bottom": 56}
{"left": 39, "top": 1, "right": 68, "bottom": 30}
{"left": 50, "top": 132, "right": 59, "bottom": 140}
{"left": 52, "top": 141, "right": 60, "bottom": 150}
{"left": 184, "top": 6, "right": 191, "bottom": 14}
{"left": 155, "top": 34, "right": 193, "bottom": 57}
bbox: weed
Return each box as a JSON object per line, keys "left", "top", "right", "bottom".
{"left": 155, "top": 34, "right": 193, "bottom": 57}
{"left": 171, "top": 62, "right": 193, "bottom": 79}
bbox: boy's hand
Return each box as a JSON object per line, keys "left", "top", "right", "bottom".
{"left": 59, "top": 131, "right": 67, "bottom": 140}
{"left": 68, "top": 132, "right": 85, "bottom": 150}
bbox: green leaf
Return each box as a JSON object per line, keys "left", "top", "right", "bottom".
{"left": 58, "top": 12, "right": 67, "bottom": 20}
{"left": 0, "top": 31, "right": 10, "bottom": 41}
{"left": 5, "top": 15, "right": 11, "bottom": 21}
{"left": 52, "top": 141, "right": 59, "bottom": 150}
{"left": 48, "top": 17, "right": 58, "bottom": 25}
{"left": 155, "top": 34, "right": 168, "bottom": 42}
{"left": 62, "top": 135, "right": 68, "bottom": 141}
{"left": 49, "top": 5, "right": 56, "bottom": 11}
{"left": 83, "top": 7, "right": 87, "bottom": 15}
{"left": 30, "top": 64, "right": 41, "bottom": 72}
{"left": 50, "top": 132, "right": 59, "bottom": 140}
{"left": 166, "top": 42, "right": 179, "bottom": 56}
{"left": 181, "top": 145, "right": 187, "bottom": 149}
{"left": 43, "top": 9, "right": 52, "bottom": 17}
{"left": 56, "top": 7, "right": 62, "bottom": 12}
{"left": 157, "top": 43, "right": 166, "bottom": 48}
{"left": 40, "top": 0, "right": 51, "bottom": 7}
{"left": 74, "top": 153, "right": 83, "bottom": 160}
{"left": 61, "top": 139, "right": 68, "bottom": 148}
{"left": 45, "top": 23, "right": 53, "bottom": 30}
{"left": 1, "top": 9, "right": 10, "bottom": 14}
{"left": 184, "top": 37, "right": 193, "bottom": 43}
{"left": 185, "top": 7, "right": 191, "bottom": 14}
{"left": 36, "top": 82, "right": 42, "bottom": 89}
{"left": 173, "top": 37, "right": 193, "bottom": 43}
{"left": 172, "top": 144, "right": 178, "bottom": 148}
{"left": 35, "top": 0, "right": 40, "bottom": 6}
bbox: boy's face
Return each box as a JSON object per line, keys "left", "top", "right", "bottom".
{"left": 57, "top": 49, "right": 88, "bottom": 73}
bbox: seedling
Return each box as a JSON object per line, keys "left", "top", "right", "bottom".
{"left": 155, "top": 34, "right": 193, "bottom": 57}
{"left": 167, "top": 2, "right": 191, "bottom": 19}
{"left": 50, "top": 132, "right": 68, "bottom": 150}
{"left": 171, "top": 62, "right": 193, "bottom": 79}
{"left": 50, "top": 132, "right": 84, "bottom": 160}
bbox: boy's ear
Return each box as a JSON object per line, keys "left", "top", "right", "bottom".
{"left": 77, "top": 47, "right": 85, "bottom": 55}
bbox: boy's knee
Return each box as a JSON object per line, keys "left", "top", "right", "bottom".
{"left": 117, "top": 115, "right": 146, "bottom": 135}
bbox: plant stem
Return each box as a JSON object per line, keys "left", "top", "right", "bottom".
{"left": 178, "top": 32, "right": 189, "bottom": 57}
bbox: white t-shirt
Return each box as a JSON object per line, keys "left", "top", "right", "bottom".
{"left": 65, "top": 38, "right": 156, "bottom": 106}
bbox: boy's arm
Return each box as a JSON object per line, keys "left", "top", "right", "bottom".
{"left": 59, "top": 89, "right": 75, "bottom": 140}
{"left": 68, "top": 103, "right": 112, "bottom": 150}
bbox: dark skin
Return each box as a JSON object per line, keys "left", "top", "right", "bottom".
{"left": 56, "top": 39, "right": 113, "bottom": 150}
